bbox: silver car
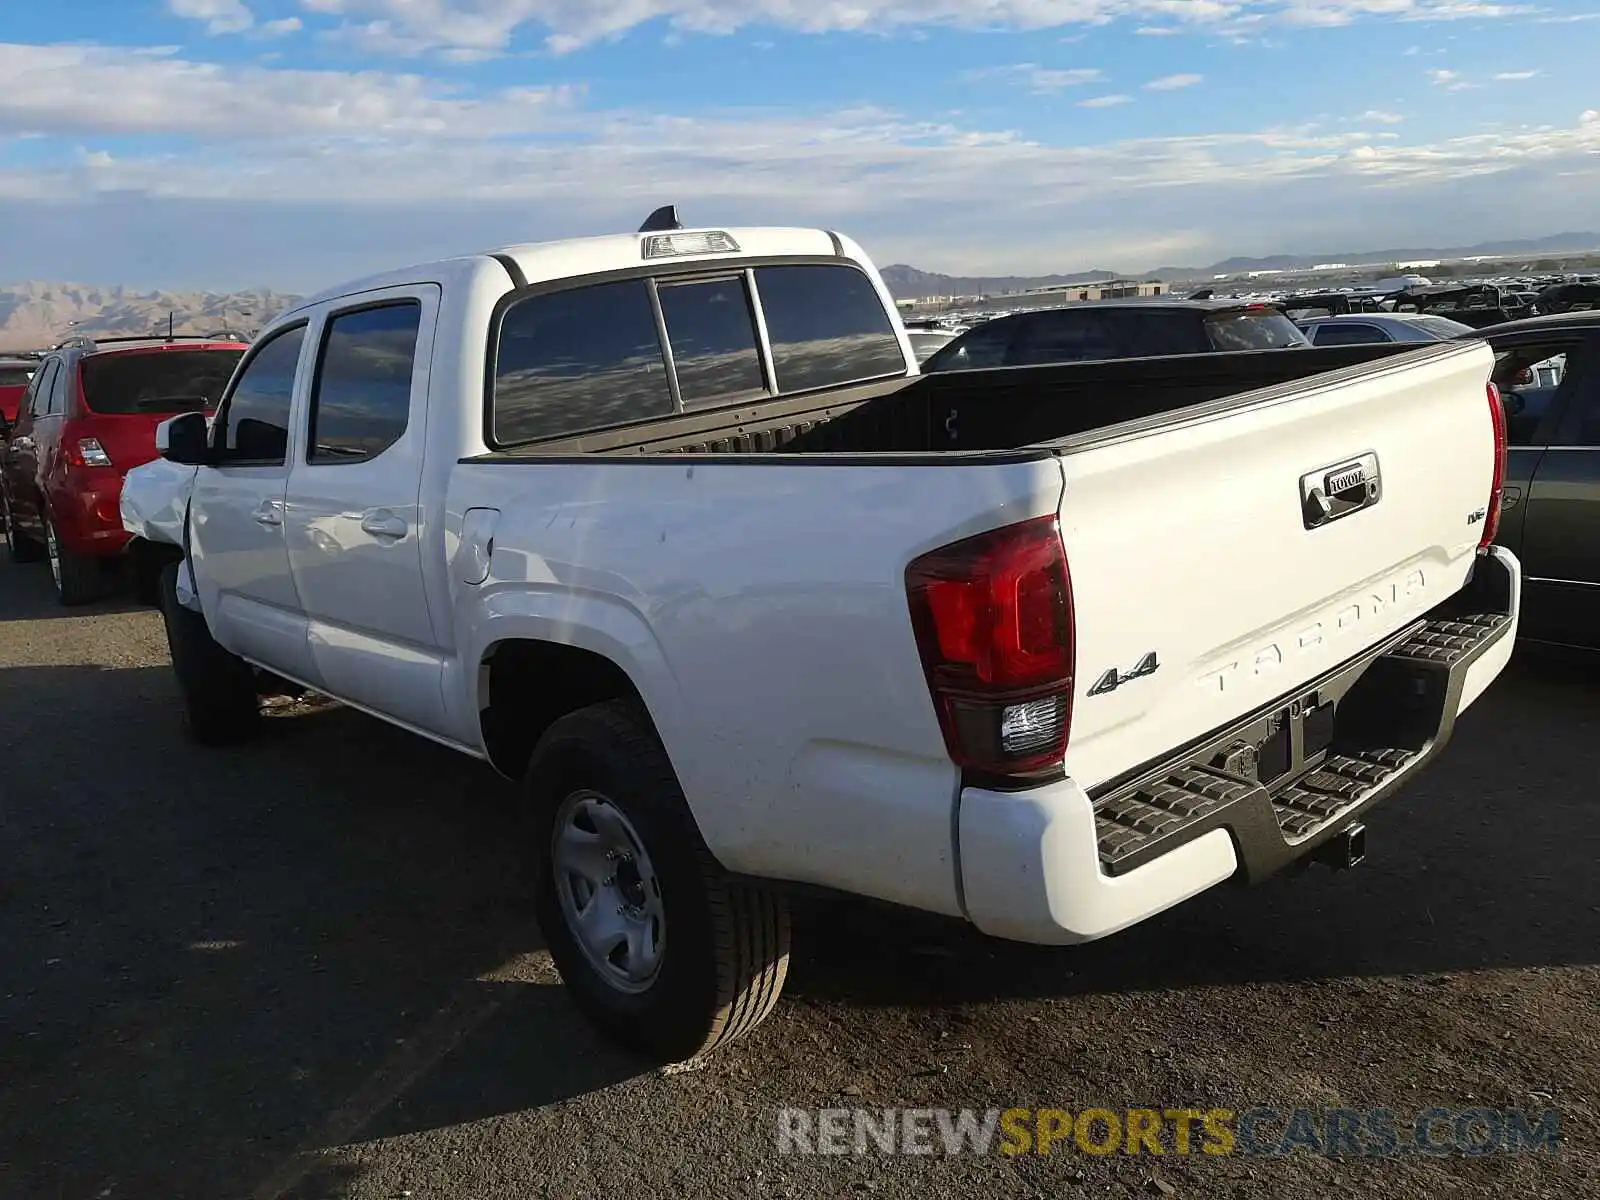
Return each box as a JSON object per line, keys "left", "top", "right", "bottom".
{"left": 1296, "top": 313, "right": 1476, "bottom": 346}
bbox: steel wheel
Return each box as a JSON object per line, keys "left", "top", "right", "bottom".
{"left": 550, "top": 788, "right": 666, "bottom": 994}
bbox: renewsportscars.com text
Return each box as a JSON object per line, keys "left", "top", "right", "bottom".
{"left": 775, "top": 1106, "right": 1561, "bottom": 1158}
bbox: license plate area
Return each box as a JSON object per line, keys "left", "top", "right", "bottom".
{"left": 1254, "top": 693, "right": 1337, "bottom": 785}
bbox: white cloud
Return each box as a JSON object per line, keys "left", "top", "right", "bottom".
{"left": 1428, "top": 67, "right": 1480, "bottom": 90}
{"left": 1492, "top": 69, "right": 1540, "bottom": 80}
{"left": 168, "top": 0, "right": 254, "bottom": 35}
{"left": 273, "top": 0, "right": 1541, "bottom": 56}
{"left": 0, "top": 43, "right": 579, "bottom": 138}
{"left": 965, "top": 64, "right": 1104, "bottom": 94}
{"left": 260, "top": 17, "right": 303, "bottom": 36}
{"left": 1078, "top": 94, "right": 1133, "bottom": 107}
{"left": 1360, "top": 109, "right": 1405, "bottom": 123}
{"left": 1135, "top": 25, "right": 1182, "bottom": 34}
{"left": 1145, "top": 73, "right": 1204, "bottom": 90}
{"left": 1, "top": 43, "right": 1597, "bottom": 279}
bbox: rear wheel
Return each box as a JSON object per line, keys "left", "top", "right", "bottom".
{"left": 159, "top": 562, "right": 260, "bottom": 745}
{"left": 526, "top": 700, "right": 790, "bottom": 1062}
{"left": 44, "top": 509, "right": 101, "bottom": 606}
{"left": 2, "top": 491, "right": 44, "bottom": 564}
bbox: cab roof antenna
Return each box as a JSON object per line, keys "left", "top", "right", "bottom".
{"left": 638, "top": 205, "right": 684, "bottom": 233}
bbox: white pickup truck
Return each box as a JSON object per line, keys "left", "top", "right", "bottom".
{"left": 123, "top": 214, "right": 1520, "bottom": 1061}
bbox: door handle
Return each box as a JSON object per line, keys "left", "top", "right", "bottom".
{"left": 360, "top": 511, "right": 407, "bottom": 540}
{"left": 252, "top": 502, "right": 283, "bottom": 527}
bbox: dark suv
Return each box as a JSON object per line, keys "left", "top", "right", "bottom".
{"left": 920, "top": 300, "right": 1307, "bottom": 373}
{"left": 1, "top": 335, "right": 246, "bottom": 604}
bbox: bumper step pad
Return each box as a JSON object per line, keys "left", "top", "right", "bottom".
{"left": 1092, "top": 608, "right": 1510, "bottom": 876}
{"left": 1271, "top": 749, "right": 1416, "bottom": 842}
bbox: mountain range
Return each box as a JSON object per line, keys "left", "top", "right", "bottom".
{"left": 880, "top": 232, "right": 1600, "bottom": 298}
{"left": 2, "top": 228, "right": 1596, "bottom": 347}
{"left": 0, "top": 282, "right": 302, "bottom": 353}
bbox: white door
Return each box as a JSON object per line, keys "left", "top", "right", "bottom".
{"left": 190, "top": 322, "right": 321, "bottom": 685}
{"left": 282, "top": 287, "right": 447, "bottom": 734}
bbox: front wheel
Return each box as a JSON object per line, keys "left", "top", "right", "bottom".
{"left": 159, "top": 562, "right": 260, "bottom": 745}
{"left": 526, "top": 700, "right": 790, "bottom": 1062}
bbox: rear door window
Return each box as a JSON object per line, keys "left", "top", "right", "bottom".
{"left": 306, "top": 303, "right": 420, "bottom": 463}
{"left": 656, "top": 276, "right": 766, "bottom": 408}
{"left": 46, "top": 360, "right": 69, "bottom": 415}
{"left": 27, "top": 361, "right": 59, "bottom": 417}
{"left": 1105, "top": 310, "right": 1208, "bottom": 357}
{"left": 80, "top": 349, "right": 244, "bottom": 415}
{"left": 753, "top": 265, "right": 906, "bottom": 392}
{"left": 1011, "top": 311, "right": 1119, "bottom": 364}
{"left": 1205, "top": 309, "right": 1308, "bottom": 350}
{"left": 493, "top": 279, "right": 671, "bottom": 445}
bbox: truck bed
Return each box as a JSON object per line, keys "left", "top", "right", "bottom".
{"left": 471, "top": 343, "right": 1421, "bottom": 460}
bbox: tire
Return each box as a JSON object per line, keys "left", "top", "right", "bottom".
{"left": 158, "top": 562, "right": 260, "bottom": 745}
{"left": 526, "top": 700, "right": 790, "bottom": 1062}
{"left": 43, "top": 508, "right": 101, "bottom": 606}
{"left": 3, "top": 491, "right": 44, "bottom": 564}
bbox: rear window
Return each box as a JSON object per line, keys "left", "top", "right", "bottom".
{"left": 1104, "top": 310, "right": 1209, "bottom": 357}
{"left": 753, "top": 265, "right": 906, "bottom": 391}
{"left": 1204, "top": 310, "right": 1307, "bottom": 351}
{"left": 1310, "top": 323, "right": 1389, "bottom": 347}
{"left": 1409, "top": 316, "right": 1475, "bottom": 339}
{"left": 0, "top": 367, "right": 33, "bottom": 388}
{"left": 79, "top": 349, "right": 244, "bottom": 415}
{"left": 493, "top": 279, "right": 673, "bottom": 445}
{"left": 656, "top": 276, "right": 766, "bottom": 408}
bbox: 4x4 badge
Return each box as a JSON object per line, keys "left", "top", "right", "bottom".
{"left": 1088, "top": 651, "right": 1160, "bottom": 696}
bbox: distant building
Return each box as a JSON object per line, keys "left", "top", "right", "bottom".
{"left": 1008, "top": 278, "right": 1166, "bottom": 306}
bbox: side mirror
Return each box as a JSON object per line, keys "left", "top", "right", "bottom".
{"left": 156, "top": 411, "right": 211, "bottom": 466}
{"left": 1500, "top": 390, "right": 1527, "bottom": 418}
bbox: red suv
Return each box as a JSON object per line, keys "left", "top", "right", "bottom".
{"left": 1, "top": 335, "right": 246, "bottom": 604}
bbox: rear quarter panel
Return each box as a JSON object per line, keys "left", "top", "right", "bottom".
{"left": 447, "top": 455, "right": 1065, "bottom": 917}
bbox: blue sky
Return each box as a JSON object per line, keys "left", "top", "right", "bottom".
{"left": 0, "top": 1, "right": 1596, "bottom": 290}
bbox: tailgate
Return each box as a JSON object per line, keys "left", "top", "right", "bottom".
{"left": 1055, "top": 341, "right": 1497, "bottom": 791}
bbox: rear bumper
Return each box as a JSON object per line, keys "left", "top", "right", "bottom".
{"left": 957, "top": 545, "right": 1521, "bottom": 945}
{"left": 52, "top": 473, "right": 130, "bottom": 556}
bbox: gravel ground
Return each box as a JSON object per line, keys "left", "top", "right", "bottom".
{"left": 0, "top": 557, "right": 1595, "bottom": 1200}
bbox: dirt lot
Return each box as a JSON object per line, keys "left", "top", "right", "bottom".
{"left": 0, "top": 558, "right": 1595, "bottom": 1200}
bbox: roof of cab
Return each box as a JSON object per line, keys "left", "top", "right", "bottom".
{"left": 290, "top": 226, "right": 856, "bottom": 314}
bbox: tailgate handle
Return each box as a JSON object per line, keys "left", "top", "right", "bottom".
{"left": 1301, "top": 453, "right": 1382, "bottom": 531}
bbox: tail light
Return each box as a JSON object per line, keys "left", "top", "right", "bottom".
{"left": 1480, "top": 381, "right": 1508, "bottom": 549}
{"left": 905, "top": 516, "right": 1075, "bottom": 779}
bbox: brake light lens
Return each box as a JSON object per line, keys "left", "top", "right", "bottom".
{"left": 906, "top": 516, "right": 1075, "bottom": 778}
{"left": 1481, "top": 381, "right": 1508, "bottom": 549}
{"left": 68, "top": 437, "right": 113, "bottom": 468}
